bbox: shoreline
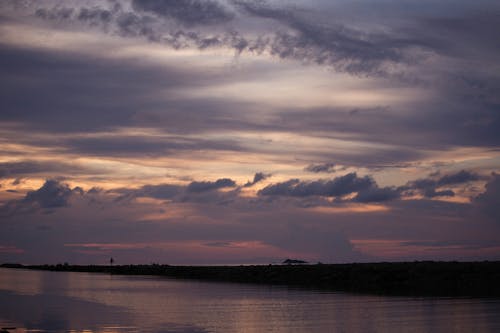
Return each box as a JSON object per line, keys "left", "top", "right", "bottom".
{"left": 3, "top": 261, "right": 500, "bottom": 297}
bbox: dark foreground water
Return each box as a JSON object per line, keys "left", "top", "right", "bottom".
{"left": 1, "top": 268, "right": 500, "bottom": 333}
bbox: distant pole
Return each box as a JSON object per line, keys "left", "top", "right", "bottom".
{"left": 110, "top": 257, "right": 114, "bottom": 266}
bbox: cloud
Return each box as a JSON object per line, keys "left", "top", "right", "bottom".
{"left": 1, "top": 1, "right": 500, "bottom": 266}
{"left": 304, "top": 163, "right": 336, "bottom": 173}
{"left": 405, "top": 170, "right": 481, "bottom": 198}
{"left": 0, "top": 180, "right": 84, "bottom": 216}
{"left": 115, "top": 184, "right": 182, "bottom": 202}
{"left": 257, "top": 178, "right": 402, "bottom": 204}
{"left": 474, "top": 173, "right": 500, "bottom": 222}
{"left": 187, "top": 178, "right": 236, "bottom": 192}
{"left": 263, "top": 217, "right": 372, "bottom": 263}
{"left": 13, "top": 0, "right": 500, "bottom": 89}
{"left": 437, "top": 170, "right": 481, "bottom": 186}
{"left": 0, "top": 161, "right": 64, "bottom": 178}
{"left": 0, "top": 44, "right": 262, "bottom": 137}
{"left": 352, "top": 186, "right": 402, "bottom": 203}
{"left": 259, "top": 172, "right": 374, "bottom": 197}
{"left": 1, "top": 174, "right": 499, "bottom": 264}
{"left": 0, "top": 44, "right": 190, "bottom": 133}
{"left": 30, "top": 2, "right": 238, "bottom": 49}
{"left": 233, "top": 0, "right": 429, "bottom": 76}
{"left": 25, "top": 0, "right": 430, "bottom": 77}
{"left": 78, "top": 7, "right": 112, "bottom": 21}
{"left": 257, "top": 170, "right": 483, "bottom": 203}
{"left": 203, "top": 241, "right": 233, "bottom": 247}
{"left": 35, "top": 7, "right": 74, "bottom": 21}
{"left": 4, "top": 31, "right": 495, "bottom": 166}
{"left": 63, "top": 135, "right": 243, "bottom": 157}
{"left": 244, "top": 172, "right": 270, "bottom": 187}
{"left": 114, "top": 178, "right": 239, "bottom": 205}
{"left": 131, "top": 0, "right": 235, "bottom": 26}
{"left": 0, "top": 160, "right": 94, "bottom": 178}
{"left": 422, "top": 188, "right": 455, "bottom": 198}
{"left": 24, "top": 179, "right": 77, "bottom": 208}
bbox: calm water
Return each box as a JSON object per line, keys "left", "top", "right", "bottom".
{"left": 1, "top": 268, "right": 500, "bottom": 332}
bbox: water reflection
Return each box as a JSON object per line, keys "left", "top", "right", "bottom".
{"left": 1, "top": 268, "right": 500, "bottom": 332}
{"left": 0, "top": 289, "right": 133, "bottom": 332}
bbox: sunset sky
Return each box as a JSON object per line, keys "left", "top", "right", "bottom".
{"left": 1, "top": 0, "right": 500, "bottom": 264}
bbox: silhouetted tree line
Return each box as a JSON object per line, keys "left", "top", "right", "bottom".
{"left": 2, "top": 261, "right": 500, "bottom": 297}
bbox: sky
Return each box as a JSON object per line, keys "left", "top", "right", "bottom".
{"left": 0, "top": 0, "right": 500, "bottom": 265}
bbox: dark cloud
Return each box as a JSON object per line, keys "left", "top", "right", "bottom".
{"left": 257, "top": 170, "right": 482, "bottom": 202}
{"left": 77, "top": 6, "right": 113, "bottom": 25}
{"left": 0, "top": 180, "right": 83, "bottom": 217}
{"left": 0, "top": 45, "right": 177, "bottom": 133}
{"left": 1, "top": 175, "right": 499, "bottom": 264}
{"left": 35, "top": 5, "right": 114, "bottom": 28}
{"left": 1, "top": 0, "right": 500, "bottom": 265}
{"left": 233, "top": 0, "right": 430, "bottom": 76}
{"left": 14, "top": 2, "right": 500, "bottom": 154}
{"left": 259, "top": 172, "right": 374, "bottom": 197}
{"left": 304, "top": 163, "right": 336, "bottom": 173}
{"left": 26, "top": 1, "right": 431, "bottom": 77}
{"left": 35, "top": 7, "right": 74, "bottom": 21}
{"left": 187, "top": 178, "right": 236, "bottom": 193}
{"left": 131, "top": 0, "right": 234, "bottom": 26}
{"left": 0, "top": 44, "right": 259, "bottom": 136}
{"left": 108, "top": 11, "right": 247, "bottom": 52}
{"left": 437, "top": 170, "right": 481, "bottom": 186}
{"left": 235, "top": 1, "right": 500, "bottom": 76}
{"left": 0, "top": 161, "right": 53, "bottom": 178}
{"left": 203, "top": 241, "right": 233, "bottom": 247}
{"left": 422, "top": 188, "right": 455, "bottom": 198}
{"left": 352, "top": 186, "right": 402, "bottom": 203}
{"left": 244, "top": 172, "right": 270, "bottom": 187}
{"left": 66, "top": 5, "right": 240, "bottom": 51}
{"left": 114, "top": 11, "right": 158, "bottom": 40}
{"left": 405, "top": 170, "right": 481, "bottom": 198}
{"left": 412, "top": 13, "right": 500, "bottom": 60}
{"left": 400, "top": 239, "right": 500, "bottom": 251}
{"left": 6, "top": 36, "right": 492, "bottom": 166}
{"left": 114, "top": 178, "right": 239, "bottom": 205}
{"left": 267, "top": 220, "right": 369, "bottom": 263}
{"left": 24, "top": 180, "right": 79, "bottom": 208}
{"left": 0, "top": 161, "right": 90, "bottom": 178}
{"left": 114, "top": 184, "right": 182, "bottom": 202}
{"left": 62, "top": 135, "right": 243, "bottom": 157}
{"left": 276, "top": 103, "right": 500, "bottom": 153}
{"left": 18, "top": 0, "right": 500, "bottom": 88}
{"left": 258, "top": 178, "right": 298, "bottom": 196}
{"left": 474, "top": 173, "right": 500, "bottom": 222}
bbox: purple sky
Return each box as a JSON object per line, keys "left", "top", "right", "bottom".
{"left": 0, "top": 0, "right": 499, "bottom": 264}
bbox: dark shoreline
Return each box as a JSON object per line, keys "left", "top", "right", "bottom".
{"left": 3, "top": 261, "right": 500, "bottom": 297}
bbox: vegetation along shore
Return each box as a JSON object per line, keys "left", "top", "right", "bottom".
{"left": 2, "top": 261, "right": 500, "bottom": 297}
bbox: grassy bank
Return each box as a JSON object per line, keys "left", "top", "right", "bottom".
{"left": 3, "top": 261, "right": 500, "bottom": 297}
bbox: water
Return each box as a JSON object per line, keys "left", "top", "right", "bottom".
{"left": 1, "top": 268, "right": 500, "bottom": 332}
